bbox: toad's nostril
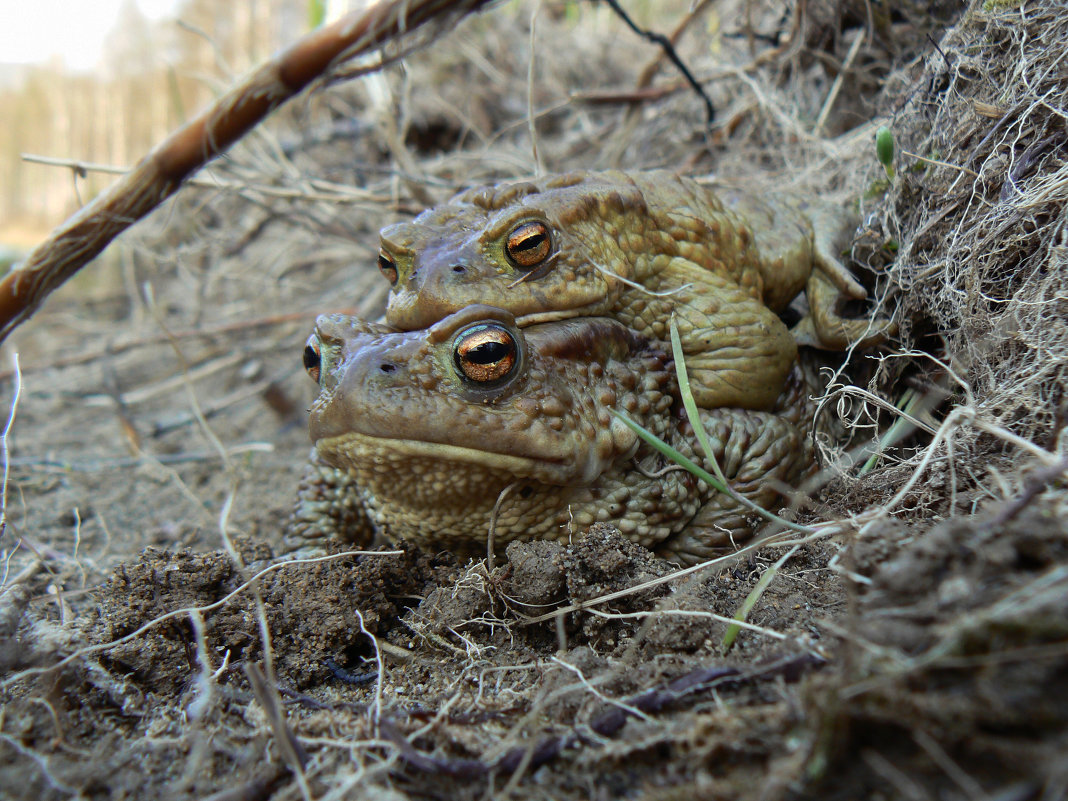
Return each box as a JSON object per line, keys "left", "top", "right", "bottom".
{"left": 452, "top": 264, "right": 466, "bottom": 274}
{"left": 379, "top": 363, "right": 396, "bottom": 373}
{"left": 303, "top": 338, "right": 321, "bottom": 383}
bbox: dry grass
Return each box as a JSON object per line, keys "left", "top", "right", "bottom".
{"left": 883, "top": 2, "right": 1068, "bottom": 428}
{"left": 1, "top": 1, "right": 1067, "bottom": 799}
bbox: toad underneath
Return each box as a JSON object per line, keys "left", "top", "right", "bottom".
{"left": 293, "top": 306, "right": 812, "bottom": 565}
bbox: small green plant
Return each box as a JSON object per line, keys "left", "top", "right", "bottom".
{"left": 720, "top": 544, "right": 799, "bottom": 653}
{"left": 982, "top": 0, "right": 1024, "bottom": 11}
{"left": 860, "top": 388, "right": 917, "bottom": 474}
{"left": 307, "top": 0, "right": 326, "bottom": 29}
{"left": 864, "top": 178, "right": 891, "bottom": 199}
{"left": 876, "top": 125, "right": 896, "bottom": 180}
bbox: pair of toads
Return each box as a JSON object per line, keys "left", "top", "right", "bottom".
{"left": 292, "top": 170, "right": 891, "bottom": 565}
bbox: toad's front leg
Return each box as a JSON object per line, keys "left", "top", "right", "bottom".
{"left": 286, "top": 449, "right": 375, "bottom": 550}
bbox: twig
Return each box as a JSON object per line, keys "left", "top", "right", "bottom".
{"left": 86, "top": 351, "right": 247, "bottom": 407}
{"left": 600, "top": 0, "right": 715, "bottom": 125}
{"left": 573, "top": 82, "right": 686, "bottom": 105}
{"left": 900, "top": 149, "right": 979, "bottom": 178}
{"left": 594, "top": 0, "right": 711, "bottom": 137}
{"left": 8, "top": 442, "right": 274, "bottom": 472}
{"left": 863, "top": 750, "right": 933, "bottom": 801}
{"left": 185, "top": 609, "right": 222, "bottom": 723}
{"left": 354, "top": 608, "right": 386, "bottom": 725}
{"left": 486, "top": 481, "right": 518, "bottom": 571}
{"left": 0, "top": 734, "right": 79, "bottom": 795}
{"left": 912, "top": 730, "right": 987, "bottom": 801}
{"left": 518, "top": 525, "right": 837, "bottom": 627}
{"left": 0, "top": 308, "right": 358, "bottom": 381}
{"left": 526, "top": 2, "right": 543, "bottom": 176}
{"left": 589, "top": 607, "right": 789, "bottom": 641}
{"left": 0, "top": 354, "right": 22, "bottom": 549}
{"left": 198, "top": 768, "right": 289, "bottom": 801}
{"left": 151, "top": 381, "right": 281, "bottom": 436}
{"left": 245, "top": 662, "right": 311, "bottom": 801}
{"left": 379, "top": 654, "right": 821, "bottom": 777}
{"left": 813, "top": 29, "right": 865, "bottom": 136}
{"left": 983, "top": 454, "right": 1068, "bottom": 530}
{"left": 21, "top": 153, "right": 395, "bottom": 205}
{"left": 0, "top": 0, "right": 495, "bottom": 344}
{"left": 634, "top": 0, "right": 713, "bottom": 91}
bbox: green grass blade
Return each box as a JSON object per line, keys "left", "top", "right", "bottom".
{"left": 721, "top": 544, "right": 800, "bottom": 653}
{"left": 669, "top": 320, "right": 731, "bottom": 488}
{"left": 609, "top": 409, "right": 729, "bottom": 493}
{"left": 859, "top": 387, "right": 919, "bottom": 475}
{"left": 667, "top": 317, "right": 814, "bottom": 535}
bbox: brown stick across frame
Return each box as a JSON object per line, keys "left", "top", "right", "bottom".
{"left": 0, "top": 0, "right": 493, "bottom": 344}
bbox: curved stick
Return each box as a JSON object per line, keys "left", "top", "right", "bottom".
{"left": 0, "top": 0, "right": 493, "bottom": 344}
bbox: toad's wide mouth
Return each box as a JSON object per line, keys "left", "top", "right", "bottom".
{"left": 514, "top": 308, "right": 586, "bottom": 326}
{"left": 314, "top": 431, "right": 578, "bottom": 485}
{"left": 508, "top": 285, "right": 621, "bottom": 327}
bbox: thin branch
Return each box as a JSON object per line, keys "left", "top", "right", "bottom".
{"left": 20, "top": 153, "right": 397, "bottom": 205}
{"left": 601, "top": 0, "right": 715, "bottom": 125}
{"left": 0, "top": 0, "right": 495, "bottom": 344}
{"left": 812, "top": 28, "right": 865, "bottom": 136}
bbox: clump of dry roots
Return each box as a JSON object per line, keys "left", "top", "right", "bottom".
{"left": 853, "top": 1, "right": 1068, "bottom": 507}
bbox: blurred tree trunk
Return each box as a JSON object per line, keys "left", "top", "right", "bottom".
{"left": 0, "top": 0, "right": 310, "bottom": 241}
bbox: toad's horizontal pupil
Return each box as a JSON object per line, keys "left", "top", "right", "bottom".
{"left": 303, "top": 344, "right": 319, "bottom": 370}
{"left": 467, "top": 341, "right": 511, "bottom": 364}
{"left": 513, "top": 233, "right": 545, "bottom": 251}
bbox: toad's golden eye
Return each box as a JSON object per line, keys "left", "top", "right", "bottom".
{"left": 303, "top": 335, "right": 321, "bottom": 383}
{"left": 378, "top": 251, "right": 398, "bottom": 284}
{"left": 454, "top": 324, "right": 519, "bottom": 384}
{"left": 505, "top": 221, "right": 551, "bottom": 269}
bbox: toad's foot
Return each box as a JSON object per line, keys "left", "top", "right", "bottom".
{"left": 793, "top": 270, "right": 897, "bottom": 350}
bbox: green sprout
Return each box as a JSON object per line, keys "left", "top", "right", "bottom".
{"left": 720, "top": 544, "right": 800, "bottom": 653}
{"left": 876, "top": 125, "right": 896, "bottom": 180}
{"left": 307, "top": 0, "right": 326, "bottom": 28}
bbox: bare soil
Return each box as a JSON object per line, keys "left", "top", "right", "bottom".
{"left": 2, "top": 2, "right": 1067, "bottom": 799}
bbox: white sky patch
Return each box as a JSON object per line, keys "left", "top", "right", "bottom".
{"left": 0, "top": 0, "right": 180, "bottom": 70}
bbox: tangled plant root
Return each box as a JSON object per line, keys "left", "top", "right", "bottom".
{"left": 877, "top": 3, "right": 1068, "bottom": 452}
